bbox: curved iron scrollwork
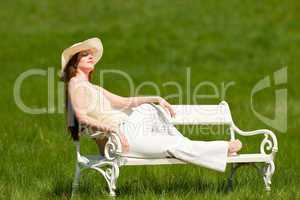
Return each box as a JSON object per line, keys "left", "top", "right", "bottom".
{"left": 104, "top": 132, "right": 123, "bottom": 160}
{"left": 90, "top": 161, "right": 120, "bottom": 196}
{"left": 79, "top": 123, "right": 123, "bottom": 160}
{"left": 232, "top": 123, "right": 278, "bottom": 157}
{"left": 260, "top": 134, "right": 274, "bottom": 155}
{"left": 75, "top": 123, "right": 123, "bottom": 196}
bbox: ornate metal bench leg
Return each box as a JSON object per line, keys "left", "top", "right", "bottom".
{"left": 107, "top": 162, "right": 120, "bottom": 197}
{"left": 227, "top": 163, "right": 238, "bottom": 191}
{"left": 227, "top": 164, "right": 234, "bottom": 191}
{"left": 105, "top": 168, "right": 116, "bottom": 197}
{"left": 92, "top": 161, "right": 120, "bottom": 197}
{"left": 71, "top": 163, "right": 81, "bottom": 198}
{"left": 111, "top": 162, "right": 120, "bottom": 189}
{"left": 228, "top": 162, "right": 275, "bottom": 192}
{"left": 262, "top": 161, "right": 275, "bottom": 191}
{"left": 227, "top": 163, "right": 245, "bottom": 192}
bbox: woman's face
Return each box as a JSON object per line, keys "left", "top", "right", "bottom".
{"left": 77, "top": 49, "right": 95, "bottom": 73}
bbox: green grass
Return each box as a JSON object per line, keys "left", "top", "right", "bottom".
{"left": 0, "top": 0, "right": 299, "bottom": 199}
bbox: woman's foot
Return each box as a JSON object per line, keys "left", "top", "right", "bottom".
{"left": 228, "top": 139, "right": 242, "bottom": 156}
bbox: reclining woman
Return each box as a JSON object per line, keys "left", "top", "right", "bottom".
{"left": 60, "top": 37, "right": 242, "bottom": 172}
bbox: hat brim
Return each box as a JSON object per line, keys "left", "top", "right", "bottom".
{"left": 61, "top": 37, "right": 103, "bottom": 77}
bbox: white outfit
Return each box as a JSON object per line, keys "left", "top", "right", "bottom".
{"left": 70, "top": 79, "right": 229, "bottom": 172}
{"left": 119, "top": 103, "right": 229, "bottom": 172}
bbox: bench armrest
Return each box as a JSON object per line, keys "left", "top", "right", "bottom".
{"left": 79, "top": 123, "right": 123, "bottom": 161}
{"left": 232, "top": 123, "right": 278, "bottom": 157}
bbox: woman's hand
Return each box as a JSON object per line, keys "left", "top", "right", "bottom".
{"left": 93, "top": 124, "right": 115, "bottom": 133}
{"left": 158, "top": 97, "right": 176, "bottom": 118}
{"left": 118, "top": 129, "right": 129, "bottom": 153}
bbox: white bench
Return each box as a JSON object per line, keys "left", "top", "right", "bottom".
{"left": 71, "top": 101, "right": 278, "bottom": 197}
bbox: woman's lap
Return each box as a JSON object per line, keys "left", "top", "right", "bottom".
{"left": 120, "top": 103, "right": 184, "bottom": 157}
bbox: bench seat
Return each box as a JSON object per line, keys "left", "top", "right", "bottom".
{"left": 72, "top": 101, "right": 278, "bottom": 196}
{"left": 119, "top": 153, "right": 273, "bottom": 166}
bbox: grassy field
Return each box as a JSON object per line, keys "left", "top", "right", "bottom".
{"left": 0, "top": 0, "right": 299, "bottom": 199}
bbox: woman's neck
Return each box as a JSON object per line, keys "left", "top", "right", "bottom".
{"left": 75, "top": 70, "right": 89, "bottom": 81}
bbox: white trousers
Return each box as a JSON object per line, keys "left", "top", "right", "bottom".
{"left": 120, "top": 103, "right": 229, "bottom": 172}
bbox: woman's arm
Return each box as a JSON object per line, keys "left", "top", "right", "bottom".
{"left": 95, "top": 85, "right": 176, "bottom": 117}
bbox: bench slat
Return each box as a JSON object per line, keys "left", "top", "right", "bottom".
{"left": 120, "top": 154, "right": 272, "bottom": 166}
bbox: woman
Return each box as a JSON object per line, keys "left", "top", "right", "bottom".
{"left": 60, "top": 37, "right": 242, "bottom": 172}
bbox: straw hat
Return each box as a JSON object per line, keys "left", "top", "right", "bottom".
{"left": 60, "top": 37, "right": 103, "bottom": 79}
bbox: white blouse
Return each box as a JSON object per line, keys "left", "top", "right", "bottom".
{"left": 69, "top": 78, "right": 129, "bottom": 130}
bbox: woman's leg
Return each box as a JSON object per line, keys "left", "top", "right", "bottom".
{"left": 140, "top": 103, "right": 242, "bottom": 155}
{"left": 166, "top": 138, "right": 229, "bottom": 172}
{"left": 122, "top": 103, "right": 241, "bottom": 172}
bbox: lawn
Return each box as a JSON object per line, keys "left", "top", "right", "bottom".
{"left": 0, "top": 0, "right": 299, "bottom": 199}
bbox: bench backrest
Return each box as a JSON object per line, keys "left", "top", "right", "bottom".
{"left": 167, "top": 101, "right": 233, "bottom": 125}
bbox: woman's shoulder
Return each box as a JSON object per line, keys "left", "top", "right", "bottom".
{"left": 69, "top": 77, "right": 91, "bottom": 85}
{"left": 68, "top": 77, "right": 91, "bottom": 91}
{"left": 69, "top": 76, "right": 80, "bottom": 84}
{"left": 68, "top": 77, "right": 79, "bottom": 89}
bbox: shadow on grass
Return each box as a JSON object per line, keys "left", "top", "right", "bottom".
{"left": 45, "top": 174, "right": 230, "bottom": 199}
{"left": 46, "top": 165, "right": 265, "bottom": 199}
{"left": 46, "top": 172, "right": 111, "bottom": 199}
{"left": 119, "top": 180, "right": 229, "bottom": 195}
{"left": 117, "top": 172, "right": 229, "bottom": 197}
